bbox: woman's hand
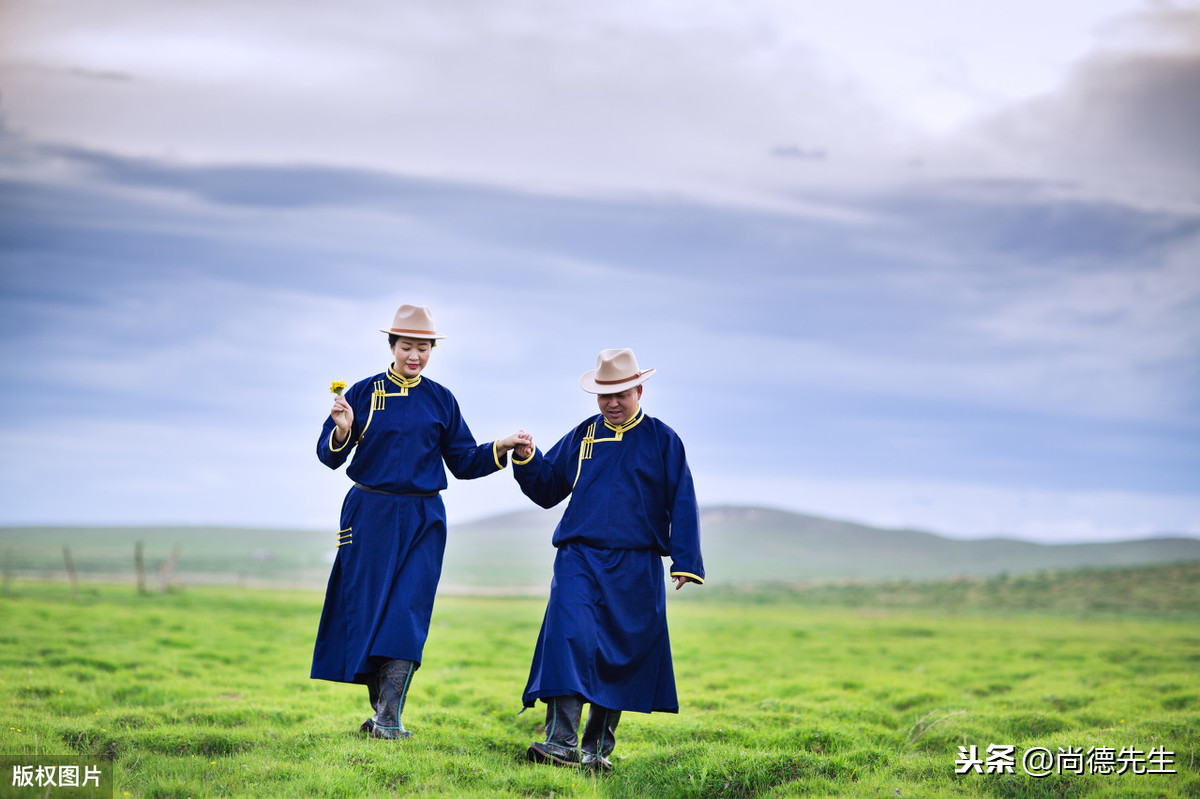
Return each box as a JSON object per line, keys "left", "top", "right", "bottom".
{"left": 331, "top": 396, "right": 354, "bottom": 444}
{"left": 672, "top": 575, "right": 700, "bottom": 591}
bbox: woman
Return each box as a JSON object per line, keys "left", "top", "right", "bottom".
{"left": 311, "top": 304, "right": 527, "bottom": 739}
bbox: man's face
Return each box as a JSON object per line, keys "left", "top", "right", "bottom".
{"left": 392, "top": 337, "right": 432, "bottom": 377}
{"left": 597, "top": 385, "right": 642, "bottom": 427}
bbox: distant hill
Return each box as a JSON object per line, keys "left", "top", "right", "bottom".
{"left": 441, "top": 505, "right": 1200, "bottom": 587}
{"left": 2, "top": 505, "right": 1198, "bottom": 591}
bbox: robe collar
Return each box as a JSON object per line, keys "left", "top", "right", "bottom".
{"left": 604, "top": 406, "right": 645, "bottom": 434}
{"left": 386, "top": 364, "right": 423, "bottom": 391}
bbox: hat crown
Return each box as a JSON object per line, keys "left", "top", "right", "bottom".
{"left": 580, "top": 348, "right": 656, "bottom": 393}
{"left": 594, "top": 348, "right": 642, "bottom": 384}
{"left": 382, "top": 304, "right": 444, "bottom": 339}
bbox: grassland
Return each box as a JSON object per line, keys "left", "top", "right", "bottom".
{"left": 2, "top": 574, "right": 1198, "bottom": 797}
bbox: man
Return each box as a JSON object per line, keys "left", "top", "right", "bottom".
{"left": 511, "top": 348, "right": 705, "bottom": 771}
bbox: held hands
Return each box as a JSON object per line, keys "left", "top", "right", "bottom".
{"left": 497, "top": 430, "right": 534, "bottom": 459}
{"left": 331, "top": 396, "right": 354, "bottom": 444}
{"left": 513, "top": 430, "right": 534, "bottom": 461}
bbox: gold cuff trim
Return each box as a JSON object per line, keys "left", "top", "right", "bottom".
{"left": 492, "top": 440, "right": 509, "bottom": 470}
{"left": 671, "top": 572, "right": 704, "bottom": 585}
{"left": 329, "top": 428, "right": 351, "bottom": 452}
{"left": 513, "top": 448, "right": 535, "bottom": 466}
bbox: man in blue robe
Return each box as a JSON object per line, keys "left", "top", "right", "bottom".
{"left": 512, "top": 348, "right": 705, "bottom": 770}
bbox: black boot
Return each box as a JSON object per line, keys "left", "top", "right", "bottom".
{"left": 526, "top": 695, "right": 582, "bottom": 767}
{"left": 362, "top": 659, "right": 416, "bottom": 739}
{"left": 580, "top": 704, "right": 621, "bottom": 771}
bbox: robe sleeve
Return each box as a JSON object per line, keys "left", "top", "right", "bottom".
{"left": 439, "top": 391, "right": 506, "bottom": 480}
{"left": 316, "top": 382, "right": 363, "bottom": 470}
{"left": 512, "top": 425, "right": 581, "bottom": 509}
{"left": 662, "top": 428, "right": 705, "bottom": 583}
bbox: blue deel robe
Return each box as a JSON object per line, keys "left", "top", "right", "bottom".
{"left": 311, "top": 366, "right": 506, "bottom": 685}
{"left": 514, "top": 407, "right": 705, "bottom": 713}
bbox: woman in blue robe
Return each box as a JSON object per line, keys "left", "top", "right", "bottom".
{"left": 512, "top": 348, "right": 704, "bottom": 770}
{"left": 311, "top": 304, "right": 526, "bottom": 739}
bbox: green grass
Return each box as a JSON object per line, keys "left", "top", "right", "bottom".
{"left": 2, "top": 581, "right": 1198, "bottom": 797}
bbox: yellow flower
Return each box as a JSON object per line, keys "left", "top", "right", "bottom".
{"left": 330, "top": 380, "right": 347, "bottom": 396}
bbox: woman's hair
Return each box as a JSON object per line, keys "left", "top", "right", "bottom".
{"left": 388, "top": 334, "right": 437, "bottom": 349}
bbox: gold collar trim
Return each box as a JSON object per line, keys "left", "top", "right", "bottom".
{"left": 604, "top": 407, "right": 644, "bottom": 434}
{"left": 387, "top": 365, "right": 423, "bottom": 390}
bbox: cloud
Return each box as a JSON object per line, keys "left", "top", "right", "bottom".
{"left": 970, "top": 3, "right": 1200, "bottom": 204}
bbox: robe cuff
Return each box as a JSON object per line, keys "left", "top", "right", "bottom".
{"left": 512, "top": 447, "right": 536, "bottom": 466}
{"left": 329, "top": 428, "right": 352, "bottom": 452}
{"left": 492, "top": 440, "right": 509, "bottom": 469}
{"left": 671, "top": 571, "right": 705, "bottom": 585}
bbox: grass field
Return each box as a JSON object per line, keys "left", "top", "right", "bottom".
{"left": 2, "top": 578, "right": 1198, "bottom": 797}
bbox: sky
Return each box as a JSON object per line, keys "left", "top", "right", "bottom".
{"left": 1, "top": 0, "right": 1198, "bottom": 543}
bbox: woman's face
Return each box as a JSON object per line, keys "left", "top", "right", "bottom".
{"left": 392, "top": 337, "right": 433, "bottom": 377}
{"left": 597, "top": 385, "right": 642, "bottom": 427}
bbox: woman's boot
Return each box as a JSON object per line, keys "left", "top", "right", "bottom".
{"left": 527, "top": 695, "right": 582, "bottom": 767}
{"left": 362, "top": 658, "right": 416, "bottom": 739}
{"left": 580, "top": 704, "right": 621, "bottom": 771}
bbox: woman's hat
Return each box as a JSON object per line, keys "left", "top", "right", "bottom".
{"left": 579, "top": 348, "right": 656, "bottom": 394}
{"left": 379, "top": 304, "right": 446, "bottom": 340}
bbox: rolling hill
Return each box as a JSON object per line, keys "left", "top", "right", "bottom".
{"left": 2, "top": 505, "right": 1198, "bottom": 591}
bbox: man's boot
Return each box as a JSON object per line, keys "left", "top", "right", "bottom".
{"left": 361, "top": 658, "right": 416, "bottom": 739}
{"left": 580, "top": 704, "right": 621, "bottom": 771}
{"left": 526, "top": 695, "right": 583, "bottom": 767}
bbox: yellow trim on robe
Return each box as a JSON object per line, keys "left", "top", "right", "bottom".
{"left": 329, "top": 427, "right": 352, "bottom": 452}
{"left": 492, "top": 440, "right": 510, "bottom": 470}
{"left": 513, "top": 448, "right": 536, "bottom": 466}
{"left": 385, "top": 366, "right": 422, "bottom": 393}
{"left": 670, "top": 572, "right": 705, "bottom": 584}
{"left": 602, "top": 406, "right": 645, "bottom": 436}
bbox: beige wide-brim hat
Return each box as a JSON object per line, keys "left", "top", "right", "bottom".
{"left": 379, "top": 304, "right": 446, "bottom": 340}
{"left": 579, "top": 348, "right": 656, "bottom": 394}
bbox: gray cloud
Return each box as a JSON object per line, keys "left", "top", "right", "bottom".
{"left": 978, "top": 4, "right": 1200, "bottom": 199}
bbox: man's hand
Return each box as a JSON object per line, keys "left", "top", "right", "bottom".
{"left": 512, "top": 430, "right": 534, "bottom": 461}
{"left": 672, "top": 575, "right": 699, "bottom": 591}
{"left": 499, "top": 430, "right": 534, "bottom": 459}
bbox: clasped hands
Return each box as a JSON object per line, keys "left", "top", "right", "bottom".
{"left": 497, "top": 430, "right": 534, "bottom": 461}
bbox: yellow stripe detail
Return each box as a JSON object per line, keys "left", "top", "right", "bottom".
{"left": 513, "top": 448, "right": 535, "bottom": 466}
{"left": 573, "top": 422, "right": 597, "bottom": 487}
{"left": 492, "top": 440, "right": 508, "bottom": 470}
{"left": 671, "top": 572, "right": 704, "bottom": 584}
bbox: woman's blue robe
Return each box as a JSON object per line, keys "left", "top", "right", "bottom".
{"left": 514, "top": 407, "right": 704, "bottom": 713}
{"left": 311, "top": 366, "right": 505, "bottom": 684}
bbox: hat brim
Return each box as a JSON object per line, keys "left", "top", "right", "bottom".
{"left": 380, "top": 329, "right": 447, "bottom": 340}
{"left": 579, "top": 367, "right": 655, "bottom": 394}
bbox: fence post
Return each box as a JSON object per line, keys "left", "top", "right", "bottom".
{"left": 135, "top": 541, "right": 147, "bottom": 594}
{"left": 62, "top": 545, "right": 79, "bottom": 600}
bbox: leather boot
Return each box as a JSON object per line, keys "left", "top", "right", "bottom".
{"left": 526, "top": 695, "right": 582, "bottom": 767}
{"left": 580, "top": 704, "right": 621, "bottom": 771}
{"left": 362, "top": 659, "right": 416, "bottom": 739}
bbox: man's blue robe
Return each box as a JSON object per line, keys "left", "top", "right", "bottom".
{"left": 311, "top": 366, "right": 505, "bottom": 685}
{"left": 514, "top": 407, "right": 704, "bottom": 713}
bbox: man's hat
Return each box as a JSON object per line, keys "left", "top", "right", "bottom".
{"left": 579, "top": 348, "right": 656, "bottom": 394}
{"left": 379, "top": 304, "right": 446, "bottom": 340}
